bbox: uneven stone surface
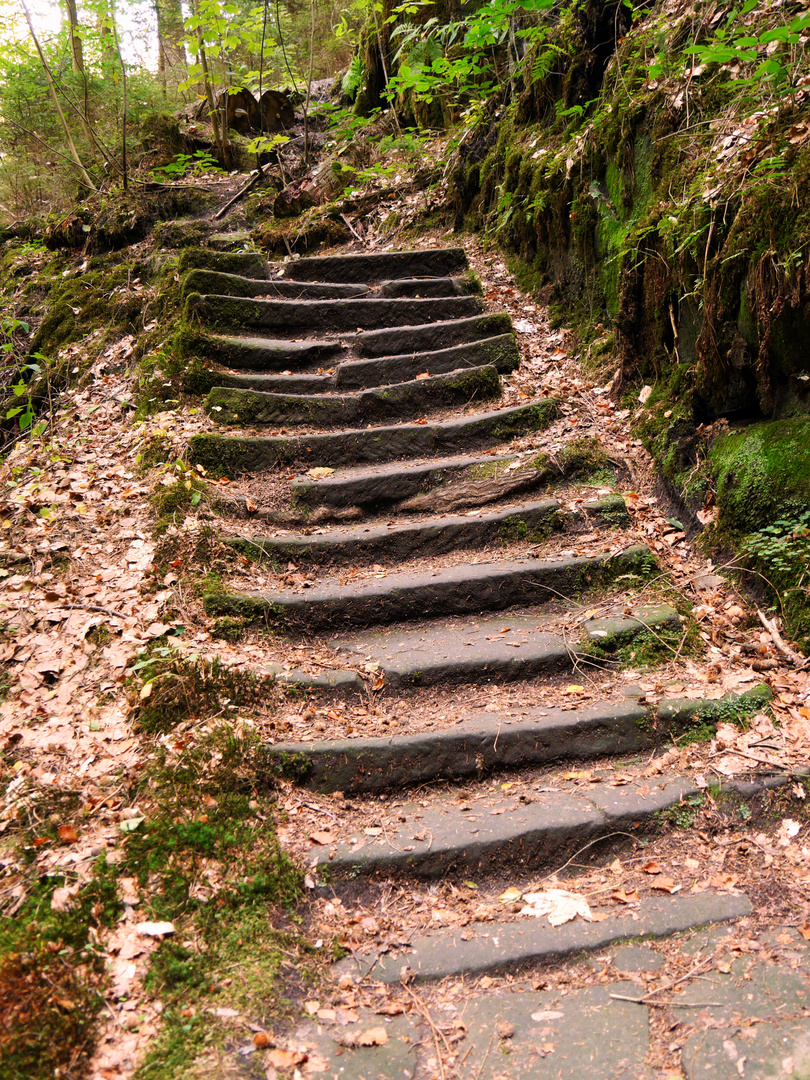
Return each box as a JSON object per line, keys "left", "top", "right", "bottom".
{"left": 316, "top": 775, "right": 696, "bottom": 877}
{"left": 205, "top": 547, "right": 656, "bottom": 630}
{"left": 280, "top": 246, "right": 468, "bottom": 281}
{"left": 205, "top": 364, "right": 501, "bottom": 427}
{"left": 189, "top": 400, "right": 559, "bottom": 471}
{"left": 336, "top": 893, "right": 753, "bottom": 982}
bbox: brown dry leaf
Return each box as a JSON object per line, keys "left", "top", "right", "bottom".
{"left": 266, "top": 1049, "right": 307, "bottom": 1068}
{"left": 651, "top": 878, "right": 681, "bottom": 893}
{"left": 520, "top": 889, "right": 593, "bottom": 926}
{"left": 58, "top": 823, "right": 79, "bottom": 843}
{"left": 51, "top": 883, "right": 81, "bottom": 912}
{"left": 309, "top": 831, "right": 334, "bottom": 845}
{"left": 351, "top": 1027, "right": 388, "bottom": 1047}
{"left": 253, "top": 1032, "right": 272, "bottom": 1048}
{"left": 308, "top": 467, "right": 335, "bottom": 480}
{"left": 799, "top": 924, "right": 810, "bottom": 941}
{"left": 641, "top": 860, "right": 663, "bottom": 874}
{"left": 610, "top": 886, "right": 640, "bottom": 904}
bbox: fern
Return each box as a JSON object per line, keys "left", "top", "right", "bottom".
{"left": 341, "top": 55, "right": 365, "bottom": 100}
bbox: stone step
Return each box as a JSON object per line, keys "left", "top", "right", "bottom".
{"left": 329, "top": 602, "right": 679, "bottom": 689}
{"left": 270, "top": 698, "right": 651, "bottom": 795}
{"left": 225, "top": 497, "right": 628, "bottom": 565}
{"left": 207, "top": 335, "right": 521, "bottom": 395}
{"left": 354, "top": 313, "right": 513, "bottom": 358}
{"left": 281, "top": 247, "right": 468, "bottom": 282}
{"left": 188, "top": 399, "right": 559, "bottom": 472}
{"left": 205, "top": 365, "right": 501, "bottom": 428}
{"left": 313, "top": 773, "right": 696, "bottom": 878}
{"left": 190, "top": 293, "right": 483, "bottom": 334}
{"left": 290, "top": 451, "right": 517, "bottom": 510}
{"left": 185, "top": 333, "right": 348, "bottom": 372}
{"left": 378, "top": 275, "right": 477, "bottom": 298}
{"left": 181, "top": 269, "right": 371, "bottom": 301}
{"left": 336, "top": 892, "right": 753, "bottom": 984}
{"left": 183, "top": 315, "right": 513, "bottom": 374}
{"left": 203, "top": 546, "right": 656, "bottom": 631}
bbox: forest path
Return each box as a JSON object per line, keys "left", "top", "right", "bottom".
{"left": 174, "top": 239, "right": 810, "bottom": 1078}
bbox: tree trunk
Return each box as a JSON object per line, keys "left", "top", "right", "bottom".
{"left": 155, "top": 0, "right": 187, "bottom": 91}
{"left": 63, "top": 0, "right": 84, "bottom": 75}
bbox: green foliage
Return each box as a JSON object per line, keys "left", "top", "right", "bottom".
{"left": 151, "top": 150, "right": 222, "bottom": 179}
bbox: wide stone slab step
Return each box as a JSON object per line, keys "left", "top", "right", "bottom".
{"left": 336, "top": 892, "right": 753, "bottom": 983}
{"left": 378, "top": 275, "right": 476, "bottom": 298}
{"left": 188, "top": 399, "right": 559, "bottom": 472}
{"left": 204, "top": 334, "right": 521, "bottom": 396}
{"left": 205, "top": 365, "right": 501, "bottom": 428}
{"left": 190, "top": 293, "right": 483, "bottom": 334}
{"left": 335, "top": 333, "right": 520, "bottom": 388}
{"left": 203, "top": 546, "right": 657, "bottom": 631}
{"left": 281, "top": 247, "right": 468, "bottom": 282}
{"left": 329, "top": 603, "right": 679, "bottom": 688}
{"left": 290, "top": 451, "right": 518, "bottom": 509}
{"left": 267, "top": 686, "right": 771, "bottom": 794}
{"left": 354, "top": 313, "right": 513, "bottom": 358}
{"left": 225, "top": 497, "right": 627, "bottom": 565}
{"left": 181, "top": 269, "right": 370, "bottom": 301}
{"left": 314, "top": 774, "right": 696, "bottom": 878}
{"left": 186, "top": 333, "right": 348, "bottom": 372}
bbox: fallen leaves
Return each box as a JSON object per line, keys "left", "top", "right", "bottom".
{"left": 519, "top": 889, "right": 594, "bottom": 926}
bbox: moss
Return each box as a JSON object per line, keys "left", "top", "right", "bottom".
{"left": 557, "top": 435, "right": 612, "bottom": 479}
{"left": 177, "top": 247, "right": 267, "bottom": 278}
{"left": 710, "top": 418, "right": 810, "bottom": 534}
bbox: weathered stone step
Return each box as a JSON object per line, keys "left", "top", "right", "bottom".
{"left": 270, "top": 699, "right": 651, "bottom": 794}
{"left": 185, "top": 333, "right": 347, "bottom": 372}
{"left": 336, "top": 892, "right": 753, "bottom": 984}
{"left": 336, "top": 334, "right": 519, "bottom": 388}
{"left": 281, "top": 247, "right": 468, "bottom": 282}
{"left": 378, "top": 275, "right": 477, "bottom": 298}
{"left": 354, "top": 313, "right": 513, "bottom": 358}
{"left": 314, "top": 773, "right": 695, "bottom": 878}
{"left": 205, "top": 365, "right": 501, "bottom": 428}
{"left": 182, "top": 315, "right": 513, "bottom": 374}
{"left": 190, "top": 293, "right": 483, "bottom": 334}
{"left": 225, "top": 497, "right": 627, "bottom": 565}
{"left": 188, "top": 400, "right": 559, "bottom": 472}
{"left": 181, "top": 269, "right": 370, "bottom": 301}
{"left": 203, "top": 334, "right": 520, "bottom": 396}
{"left": 329, "top": 602, "right": 679, "bottom": 688}
{"left": 290, "top": 451, "right": 517, "bottom": 510}
{"left": 203, "top": 546, "right": 656, "bottom": 631}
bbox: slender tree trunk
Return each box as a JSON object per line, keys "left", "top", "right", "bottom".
{"left": 64, "top": 0, "right": 84, "bottom": 74}
{"left": 303, "top": 0, "right": 315, "bottom": 162}
{"left": 189, "top": 0, "right": 230, "bottom": 168}
{"left": 19, "top": 0, "right": 97, "bottom": 192}
{"left": 155, "top": 0, "right": 187, "bottom": 94}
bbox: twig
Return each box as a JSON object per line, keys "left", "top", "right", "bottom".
{"left": 61, "top": 602, "right": 129, "bottom": 620}
{"left": 610, "top": 993, "right": 722, "bottom": 1007}
{"left": 616, "top": 955, "right": 715, "bottom": 1005}
{"left": 294, "top": 798, "right": 339, "bottom": 823}
{"left": 757, "top": 608, "right": 806, "bottom": 667}
{"left": 340, "top": 213, "right": 365, "bottom": 244}
{"left": 214, "top": 166, "right": 272, "bottom": 220}
{"left": 401, "top": 983, "right": 449, "bottom": 1080}
{"left": 474, "top": 1029, "right": 496, "bottom": 1080}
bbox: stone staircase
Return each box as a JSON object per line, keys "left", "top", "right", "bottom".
{"left": 180, "top": 244, "right": 767, "bottom": 1076}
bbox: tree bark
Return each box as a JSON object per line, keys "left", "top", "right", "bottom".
{"left": 155, "top": 0, "right": 187, "bottom": 93}
{"left": 63, "top": 0, "right": 84, "bottom": 75}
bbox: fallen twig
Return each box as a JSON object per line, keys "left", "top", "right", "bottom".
{"left": 757, "top": 608, "right": 806, "bottom": 668}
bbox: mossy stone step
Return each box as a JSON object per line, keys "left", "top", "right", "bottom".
{"left": 270, "top": 699, "right": 651, "bottom": 794}
{"left": 378, "top": 275, "right": 477, "bottom": 298}
{"left": 225, "top": 497, "right": 626, "bottom": 566}
{"left": 203, "top": 546, "right": 657, "bottom": 631}
{"left": 281, "top": 247, "right": 468, "bottom": 282}
{"left": 290, "top": 451, "right": 517, "bottom": 510}
{"left": 328, "top": 603, "right": 679, "bottom": 688}
{"left": 190, "top": 293, "right": 483, "bottom": 334}
{"left": 335, "top": 893, "right": 753, "bottom": 984}
{"left": 188, "top": 400, "right": 559, "bottom": 472}
{"left": 178, "top": 247, "right": 268, "bottom": 279}
{"left": 335, "top": 334, "right": 520, "bottom": 388}
{"left": 205, "top": 365, "right": 501, "bottom": 428}
{"left": 183, "top": 332, "right": 347, "bottom": 371}
{"left": 314, "top": 774, "right": 696, "bottom": 878}
{"left": 181, "top": 269, "right": 370, "bottom": 301}
{"left": 197, "top": 335, "right": 520, "bottom": 394}
{"left": 354, "top": 313, "right": 513, "bottom": 357}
